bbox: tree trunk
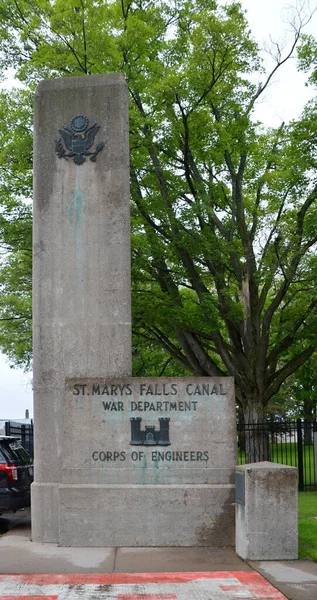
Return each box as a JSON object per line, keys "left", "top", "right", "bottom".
{"left": 243, "top": 401, "right": 270, "bottom": 463}
{"left": 303, "top": 400, "right": 314, "bottom": 446}
{"left": 304, "top": 418, "right": 313, "bottom": 447}
{"left": 237, "top": 403, "right": 246, "bottom": 453}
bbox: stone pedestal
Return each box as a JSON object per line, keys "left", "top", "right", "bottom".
{"left": 236, "top": 462, "right": 298, "bottom": 560}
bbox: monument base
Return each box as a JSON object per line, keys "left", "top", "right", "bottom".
{"left": 32, "top": 482, "right": 235, "bottom": 546}
{"left": 31, "top": 482, "right": 60, "bottom": 543}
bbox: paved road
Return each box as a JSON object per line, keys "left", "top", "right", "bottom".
{"left": 0, "top": 508, "right": 30, "bottom": 535}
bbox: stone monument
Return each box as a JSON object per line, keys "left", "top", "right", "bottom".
{"left": 32, "top": 74, "right": 236, "bottom": 546}
{"left": 236, "top": 462, "right": 298, "bottom": 559}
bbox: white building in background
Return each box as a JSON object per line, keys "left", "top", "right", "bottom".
{"left": 0, "top": 410, "right": 32, "bottom": 435}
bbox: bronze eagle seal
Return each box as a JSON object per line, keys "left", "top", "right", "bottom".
{"left": 55, "top": 115, "right": 105, "bottom": 165}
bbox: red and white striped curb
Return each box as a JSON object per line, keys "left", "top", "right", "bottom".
{"left": 0, "top": 572, "right": 287, "bottom": 600}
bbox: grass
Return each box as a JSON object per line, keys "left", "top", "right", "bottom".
{"left": 298, "top": 492, "right": 317, "bottom": 561}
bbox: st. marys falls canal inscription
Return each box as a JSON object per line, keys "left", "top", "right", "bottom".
{"left": 63, "top": 378, "right": 236, "bottom": 486}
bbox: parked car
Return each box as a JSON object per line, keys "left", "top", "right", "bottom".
{"left": 0, "top": 436, "right": 33, "bottom": 515}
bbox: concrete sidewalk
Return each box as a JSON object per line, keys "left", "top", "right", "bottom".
{"left": 0, "top": 509, "right": 316, "bottom": 600}
{"left": 249, "top": 560, "right": 317, "bottom": 600}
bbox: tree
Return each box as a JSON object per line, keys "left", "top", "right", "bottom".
{"left": 0, "top": 0, "right": 317, "bottom": 443}
{"left": 290, "top": 358, "right": 317, "bottom": 422}
{"left": 0, "top": 89, "right": 33, "bottom": 368}
{"left": 269, "top": 354, "right": 317, "bottom": 420}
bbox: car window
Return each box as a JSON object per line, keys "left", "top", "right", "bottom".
{"left": 8, "top": 441, "right": 31, "bottom": 464}
{"left": 0, "top": 441, "right": 31, "bottom": 465}
{"left": 0, "top": 447, "right": 7, "bottom": 464}
{"left": 0, "top": 443, "right": 15, "bottom": 463}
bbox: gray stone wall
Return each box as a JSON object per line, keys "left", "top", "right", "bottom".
{"left": 62, "top": 378, "right": 236, "bottom": 486}
{"left": 60, "top": 376, "right": 236, "bottom": 546}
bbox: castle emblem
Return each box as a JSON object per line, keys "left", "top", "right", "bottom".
{"left": 130, "top": 417, "right": 171, "bottom": 446}
{"left": 55, "top": 115, "right": 105, "bottom": 165}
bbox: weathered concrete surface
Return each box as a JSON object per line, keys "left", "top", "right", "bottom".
{"left": 31, "top": 482, "right": 59, "bottom": 543}
{"left": 2, "top": 512, "right": 317, "bottom": 600}
{"left": 59, "top": 376, "right": 236, "bottom": 546}
{"left": 115, "top": 546, "right": 253, "bottom": 573}
{"left": 0, "top": 572, "right": 288, "bottom": 600}
{"left": 236, "top": 462, "right": 298, "bottom": 560}
{"left": 0, "top": 509, "right": 248, "bottom": 573}
{"left": 32, "top": 74, "right": 131, "bottom": 543}
{"left": 62, "top": 377, "right": 236, "bottom": 486}
{"left": 59, "top": 483, "right": 235, "bottom": 547}
{"left": 57, "top": 376, "right": 236, "bottom": 546}
{"left": 32, "top": 74, "right": 236, "bottom": 547}
{"left": 250, "top": 561, "right": 317, "bottom": 600}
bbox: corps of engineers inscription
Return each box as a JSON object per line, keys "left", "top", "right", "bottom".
{"left": 63, "top": 377, "right": 236, "bottom": 485}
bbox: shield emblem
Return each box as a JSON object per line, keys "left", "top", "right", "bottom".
{"left": 56, "top": 115, "right": 105, "bottom": 165}
{"left": 72, "top": 137, "right": 87, "bottom": 154}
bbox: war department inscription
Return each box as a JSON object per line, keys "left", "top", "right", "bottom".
{"left": 63, "top": 377, "right": 236, "bottom": 486}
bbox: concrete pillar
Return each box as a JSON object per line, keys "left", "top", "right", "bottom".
{"left": 236, "top": 462, "right": 298, "bottom": 560}
{"left": 32, "top": 74, "right": 131, "bottom": 543}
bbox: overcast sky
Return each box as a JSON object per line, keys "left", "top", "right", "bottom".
{"left": 0, "top": 0, "right": 317, "bottom": 420}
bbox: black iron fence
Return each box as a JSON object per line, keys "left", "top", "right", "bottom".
{"left": 4, "top": 417, "right": 316, "bottom": 491}
{"left": 5, "top": 420, "right": 34, "bottom": 458}
{"left": 237, "top": 418, "right": 317, "bottom": 491}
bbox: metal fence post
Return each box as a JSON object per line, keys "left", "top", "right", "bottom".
{"left": 21, "top": 424, "right": 26, "bottom": 451}
{"left": 297, "top": 418, "right": 304, "bottom": 492}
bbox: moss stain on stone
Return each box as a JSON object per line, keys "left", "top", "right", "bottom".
{"left": 68, "top": 186, "right": 85, "bottom": 284}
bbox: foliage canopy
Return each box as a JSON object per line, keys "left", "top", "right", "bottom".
{"left": 0, "top": 0, "right": 317, "bottom": 423}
